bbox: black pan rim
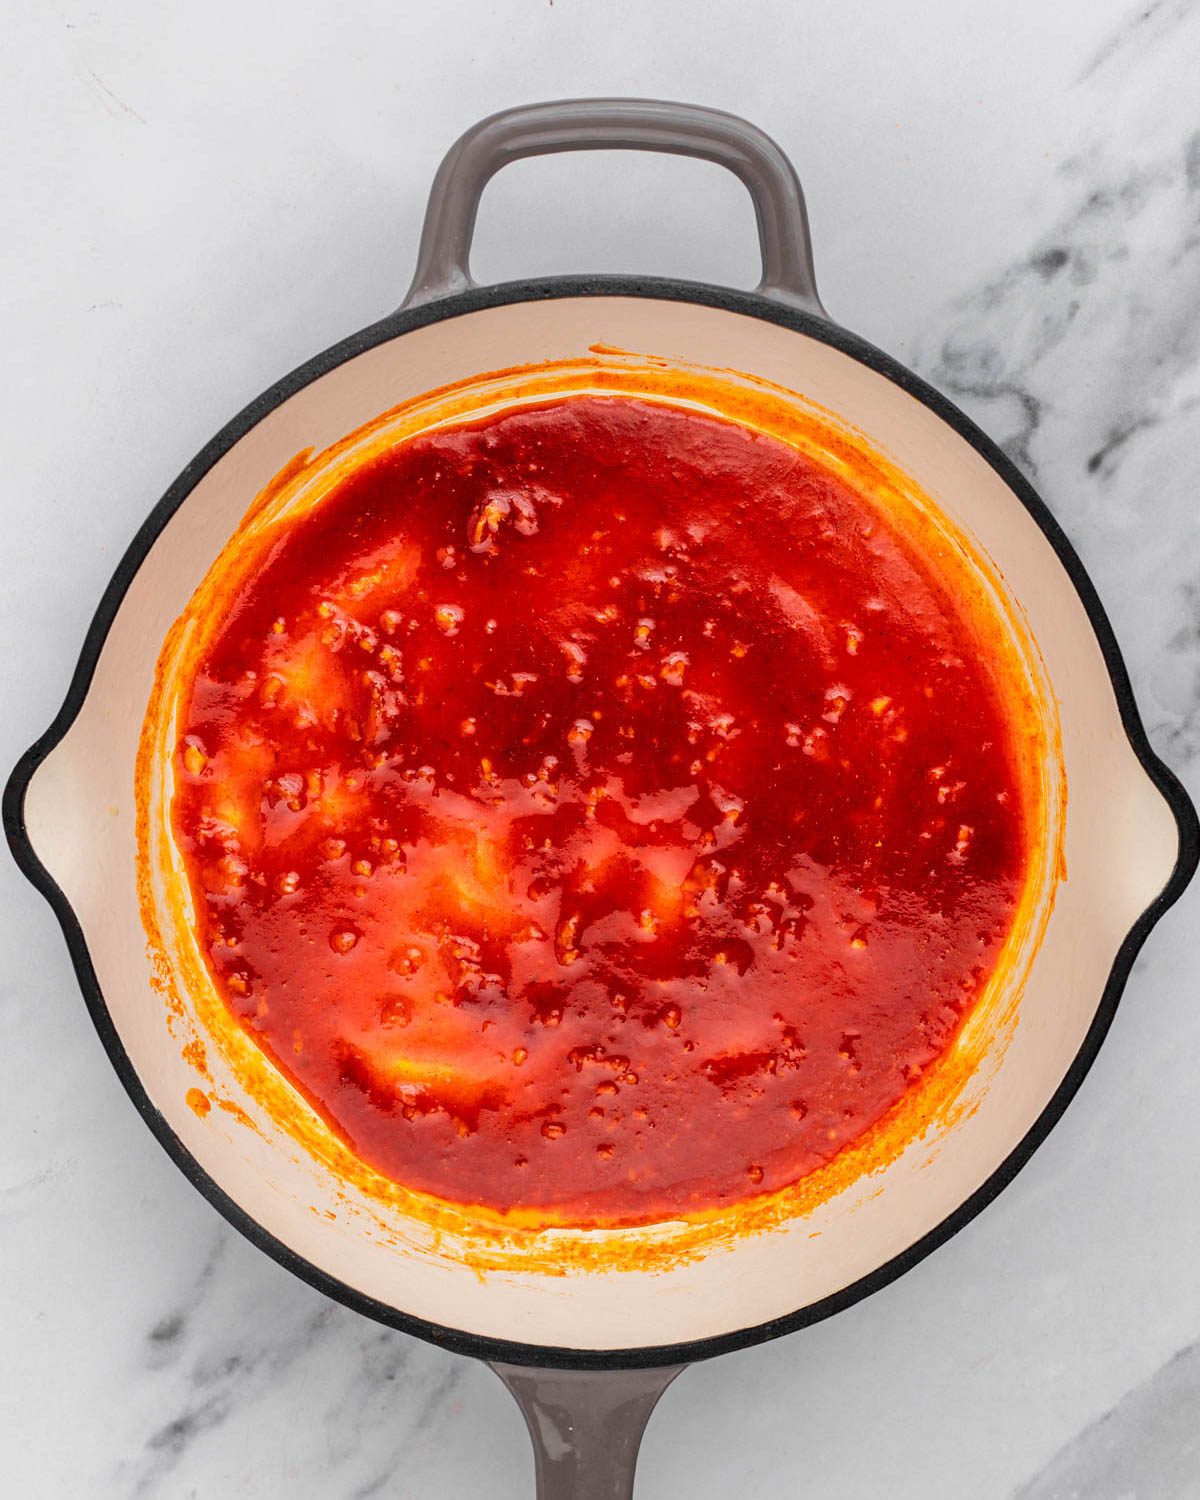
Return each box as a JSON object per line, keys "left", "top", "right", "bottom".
{"left": 5, "top": 272, "right": 1198, "bottom": 1373}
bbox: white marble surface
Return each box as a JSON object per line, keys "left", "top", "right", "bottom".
{"left": 3, "top": 1, "right": 1199, "bottom": 1495}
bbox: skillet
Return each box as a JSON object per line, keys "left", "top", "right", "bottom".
{"left": 6, "top": 98, "right": 1197, "bottom": 1498}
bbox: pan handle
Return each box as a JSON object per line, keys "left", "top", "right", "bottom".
{"left": 491, "top": 1360, "right": 686, "bottom": 1500}
{"left": 400, "top": 97, "right": 825, "bottom": 316}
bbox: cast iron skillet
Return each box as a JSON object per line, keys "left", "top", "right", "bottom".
{"left": 6, "top": 100, "right": 1198, "bottom": 1498}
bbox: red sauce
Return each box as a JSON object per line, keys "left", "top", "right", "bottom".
{"left": 171, "top": 396, "right": 1030, "bottom": 1225}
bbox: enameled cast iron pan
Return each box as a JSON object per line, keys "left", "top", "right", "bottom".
{"left": 6, "top": 99, "right": 1198, "bottom": 1498}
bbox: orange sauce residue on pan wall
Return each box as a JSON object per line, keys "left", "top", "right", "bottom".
{"left": 137, "top": 352, "right": 1063, "bottom": 1269}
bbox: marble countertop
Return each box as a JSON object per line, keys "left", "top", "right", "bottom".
{"left": 3, "top": 1, "right": 1199, "bottom": 1495}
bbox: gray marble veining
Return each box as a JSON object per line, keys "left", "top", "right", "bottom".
{"left": 1015, "top": 1338, "right": 1200, "bottom": 1500}
{"left": 912, "top": 2, "right": 1200, "bottom": 792}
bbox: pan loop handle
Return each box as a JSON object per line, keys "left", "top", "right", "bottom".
{"left": 400, "top": 97, "right": 826, "bottom": 316}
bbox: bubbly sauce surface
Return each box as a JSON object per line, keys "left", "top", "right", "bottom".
{"left": 171, "top": 396, "right": 1030, "bottom": 1224}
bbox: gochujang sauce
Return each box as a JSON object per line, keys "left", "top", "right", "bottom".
{"left": 171, "top": 396, "right": 1031, "bottom": 1225}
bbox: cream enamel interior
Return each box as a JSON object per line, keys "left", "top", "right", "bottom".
{"left": 22, "top": 297, "right": 1180, "bottom": 1351}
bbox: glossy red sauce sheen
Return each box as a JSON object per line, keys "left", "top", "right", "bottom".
{"left": 173, "top": 396, "right": 1029, "bottom": 1225}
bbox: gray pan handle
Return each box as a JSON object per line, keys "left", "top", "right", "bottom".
{"left": 492, "top": 1361, "right": 686, "bottom": 1500}
{"left": 401, "top": 97, "right": 825, "bottom": 315}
